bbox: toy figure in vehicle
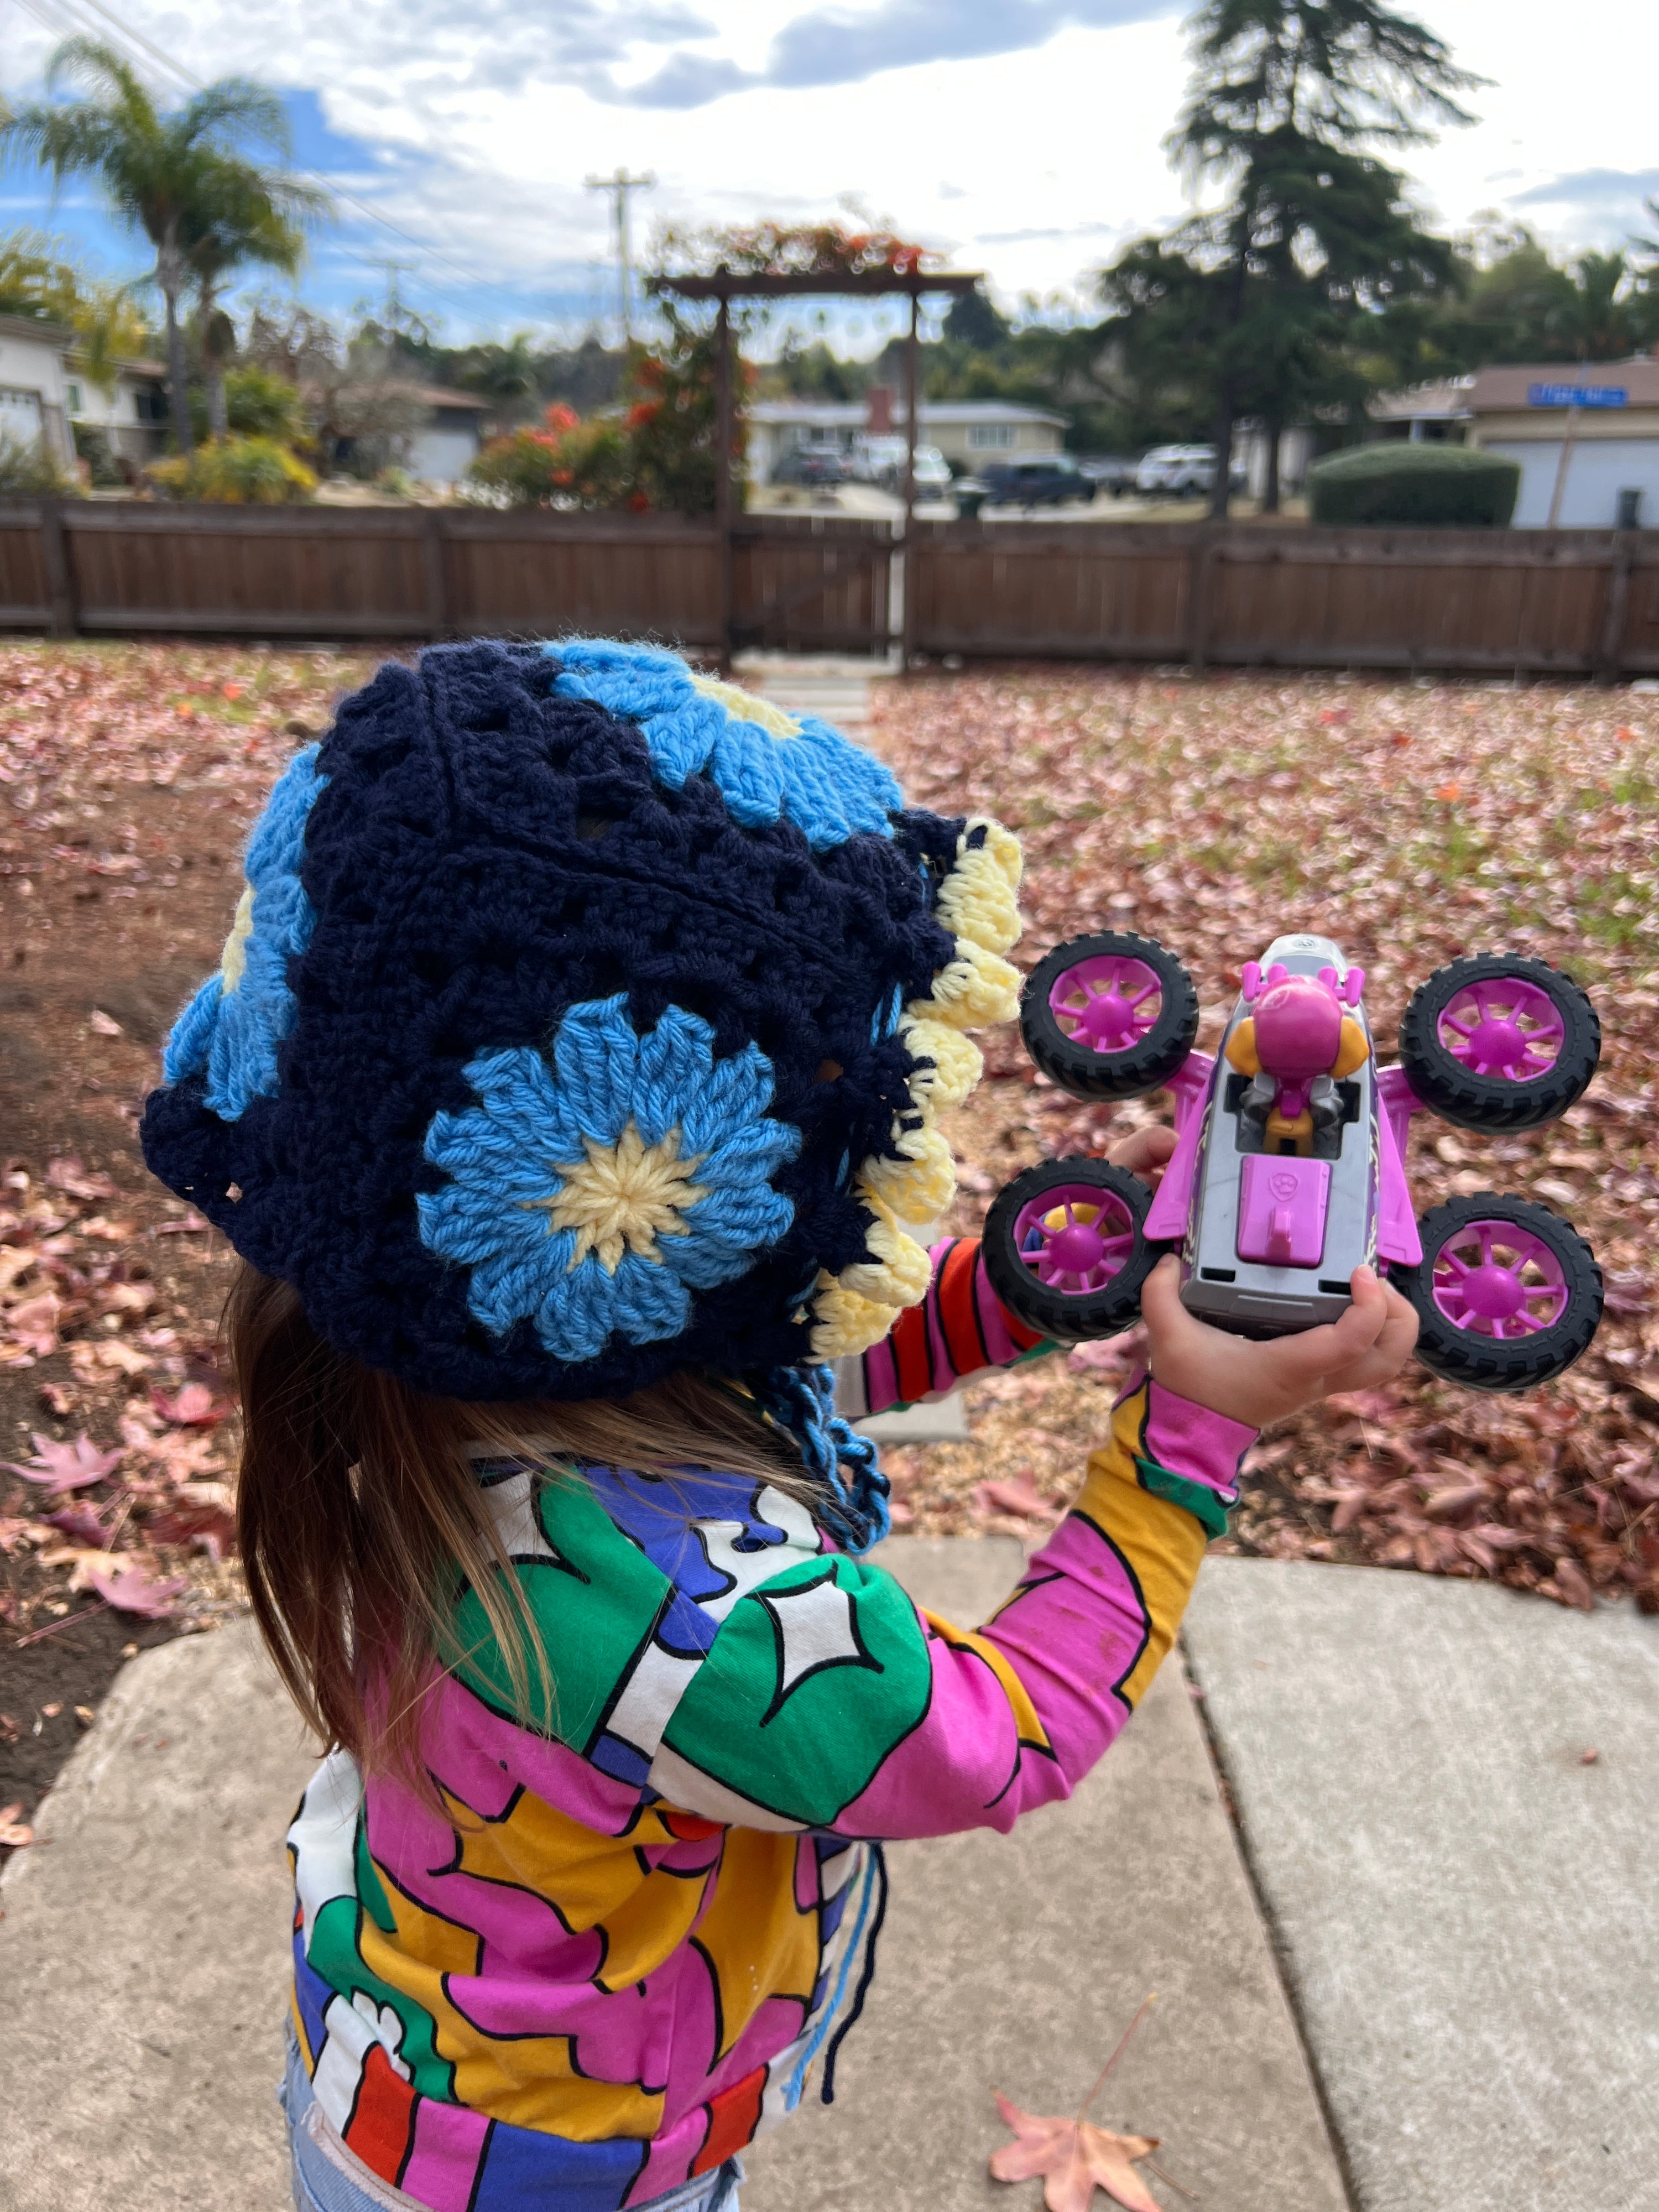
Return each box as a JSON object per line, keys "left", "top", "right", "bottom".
{"left": 982, "top": 931, "right": 1605, "bottom": 1392}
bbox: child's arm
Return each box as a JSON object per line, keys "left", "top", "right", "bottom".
{"left": 651, "top": 1264, "right": 1416, "bottom": 1842}
{"left": 840, "top": 1125, "right": 1178, "bottom": 1417}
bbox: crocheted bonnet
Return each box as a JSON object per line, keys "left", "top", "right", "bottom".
{"left": 140, "top": 639, "right": 1022, "bottom": 1418}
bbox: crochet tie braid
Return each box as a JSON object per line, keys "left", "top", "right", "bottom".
{"left": 749, "top": 1363, "right": 891, "bottom": 1555}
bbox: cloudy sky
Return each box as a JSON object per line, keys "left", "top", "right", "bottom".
{"left": 2, "top": 0, "right": 1656, "bottom": 347}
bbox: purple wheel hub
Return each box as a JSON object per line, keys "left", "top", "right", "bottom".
{"left": 1437, "top": 977, "right": 1564, "bottom": 1083}
{"left": 1430, "top": 1218, "right": 1569, "bottom": 1339}
{"left": 1014, "top": 1184, "right": 1138, "bottom": 1297}
{"left": 1049, "top": 954, "right": 1162, "bottom": 1057}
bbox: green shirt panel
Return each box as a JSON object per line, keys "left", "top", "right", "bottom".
{"left": 661, "top": 1554, "right": 932, "bottom": 1827}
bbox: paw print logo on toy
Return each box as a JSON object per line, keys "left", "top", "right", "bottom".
{"left": 984, "top": 930, "right": 1604, "bottom": 1393}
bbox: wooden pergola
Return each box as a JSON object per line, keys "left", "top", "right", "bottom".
{"left": 655, "top": 265, "right": 983, "bottom": 664}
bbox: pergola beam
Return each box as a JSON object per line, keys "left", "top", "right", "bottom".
{"left": 655, "top": 264, "right": 985, "bottom": 667}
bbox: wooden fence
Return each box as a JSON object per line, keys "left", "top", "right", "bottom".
{"left": 2, "top": 497, "right": 1656, "bottom": 678}
{"left": 0, "top": 502, "right": 893, "bottom": 658}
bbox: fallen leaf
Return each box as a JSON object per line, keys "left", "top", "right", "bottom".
{"left": 80, "top": 1558, "right": 188, "bottom": 1618}
{"left": 2, "top": 1432, "right": 123, "bottom": 1495}
{"left": 44, "top": 1155, "right": 118, "bottom": 1202}
{"left": 88, "top": 1009, "right": 123, "bottom": 1036}
{"left": 0, "top": 1802, "right": 35, "bottom": 1849}
{"left": 976, "top": 1476, "right": 1058, "bottom": 1521}
{"left": 149, "top": 1381, "right": 225, "bottom": 1427}
{"left": 990, "top": 2098, "right": 1161, "bottom": 2212}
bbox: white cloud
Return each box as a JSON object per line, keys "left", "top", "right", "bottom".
{"left": 1, "top": 0, "right": 1655, "bottom": 338}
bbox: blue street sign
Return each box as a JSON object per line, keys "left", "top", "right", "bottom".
{"left": 1527, "top": 383, "right": 1627, "bottom": 408}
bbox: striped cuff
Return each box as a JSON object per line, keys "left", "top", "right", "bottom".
{"left": 860, "top": 1238, "right": 1049, "bottom": 1414}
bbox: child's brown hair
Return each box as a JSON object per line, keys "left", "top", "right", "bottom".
{"left": 228, "top": 1263, "right": 810, "bottom": 1791}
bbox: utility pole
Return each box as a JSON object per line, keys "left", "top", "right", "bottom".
{"left": 585, "top": 169, "right": 656, "bottom": 343}
{"left": 372, "top": 258, "right": 416, "bottom": 360}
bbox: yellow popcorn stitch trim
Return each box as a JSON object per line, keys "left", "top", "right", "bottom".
{"left": 807, "top": 817, "right": 1025, "bottom": 1361}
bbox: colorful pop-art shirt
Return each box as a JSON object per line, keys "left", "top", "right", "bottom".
{"left": 285, "top": 1260, "right": 1251, "bottom": 2212}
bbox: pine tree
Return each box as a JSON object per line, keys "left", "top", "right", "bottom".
{"left": 1112, "top": 0, "right": 1481, "bottom": 514}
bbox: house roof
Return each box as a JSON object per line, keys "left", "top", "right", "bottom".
{"left": 1467, "top": 359, "right": 1659, "bottom": 411}
{"left": 749, "top": 398, "right": 1066, "bottom": 427}
{"left": 0, "top": 311, "right": 74, "bottom": 349}
{"left": 1369, "top": 380, "right": 1473, "bottom": 423}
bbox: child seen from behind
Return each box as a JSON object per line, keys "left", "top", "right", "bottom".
{"left": 142, "top": 640, "right": 1416, "bottom": 2212}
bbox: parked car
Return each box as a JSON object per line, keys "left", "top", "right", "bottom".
{"left": 1134, "top": 444, "right": 1247, "bottom": 497}
{"left": 1076, "top": 455, "right": 1137, "bottom": 497}
{"left": 979, "top": 454, "right": 1095, "bottom": 507}
{"left": 848, "top": 436, "right": 954, "bottom": 500}
{"left": 772, "top": 443, "right": 848, "bottom": 488}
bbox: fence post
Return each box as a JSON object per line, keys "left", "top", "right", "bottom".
{"left": 38, "top": 498, "right": 79, "bottom": 638}
{"left": 1186, "top": 526, "right": 1215, "bottom": 668}
{"left": 1595, "top": 529, "right": 1636, "bottom": 686}
{"left": 420, "top": 509, "right": 450, "bottom": 638}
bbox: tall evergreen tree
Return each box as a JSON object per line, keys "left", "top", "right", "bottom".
{"left": 1110, "top": 0, "right": 1481, "bottom": 514}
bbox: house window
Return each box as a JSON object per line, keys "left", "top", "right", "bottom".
{"left": 66, "top": 382, "right": 83, "bottom": 414}
{"left": 968, "top": 424, "right": 1014, "bottom": 448}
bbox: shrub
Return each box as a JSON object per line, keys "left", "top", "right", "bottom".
{"left": 1306, "top": 442, "right": 1520, "bottom": 528}
{"left": 467, "top": 406, "right": 634, "bottom": 509}
{"left": 147, "top": 435, "right": 317, "bottom": 504}
{"left": 189, "top": 365, "right": 307, "bottom": 445}
{"left": 0, "top": 429, "right": 77, "bottom": 494}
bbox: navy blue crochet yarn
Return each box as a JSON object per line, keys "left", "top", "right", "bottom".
{"left": 747, "top": 1364, "right": 890, "bottom": 1554}
{"left": 141, "top": 640, "right": 969, "bottom": 1411}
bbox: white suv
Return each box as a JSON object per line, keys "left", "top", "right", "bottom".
{"left": 1135, "top": 444, "right": 1219, "bottom": 495}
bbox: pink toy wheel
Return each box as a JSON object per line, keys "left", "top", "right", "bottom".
{"left": 982, "top": 1157, "right": 1159, "bottom": 1341}
{"left": 1012, "top": 1181, "right": 1138, "bottom": 1296}
{"left": 1429, "top": 1217, "right": 1568, "bottom": 1338}
{"left": 1399, "top": 955, "right": 1599, "bottom": 1133}
{"left": 1395, "top": 1193, "right": 1602, "bottom": 1392}
{"left": 1020, "top": 932, "right": 1199, "bottom": 1102}
{"left": 1047, "top": 954, "right": 1165, "bottom": 1058}
{"left": 1435, "top": 975, "right": 1564, "bottom": 1082}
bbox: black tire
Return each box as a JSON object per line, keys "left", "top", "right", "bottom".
{"left": 1394, "top": 1193, "right": 1603, "bottom": 1393}
{"left": 982, "top": 1157, "right": 1160, "bottom": 1343}
{"left": 1399, "top": 955, "right": 1599, "bottom": 1132}
{"left": 1021, "top": 931, "right": 1199, "bottom": 1102}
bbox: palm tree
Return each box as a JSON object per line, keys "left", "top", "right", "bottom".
{"left": 187, "top": 159, "right": 322, "bottom": 439}
{"left": 0, "top": 40, "right": 324, "bottom": 455}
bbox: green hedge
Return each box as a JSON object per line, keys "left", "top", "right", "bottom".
{"left": 1306, "top": 442, "right": 1520, "bottom": 528}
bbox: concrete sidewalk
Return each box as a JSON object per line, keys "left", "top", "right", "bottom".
{"left": 0, "top": 1540, "right": 1343, "bottom": 2212}
{"left": 1183, "top": 1560, "right": 1659, "bottom": 2212}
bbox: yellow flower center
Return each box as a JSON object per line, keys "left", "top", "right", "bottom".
{"left": 531, "top": 1122, "right": 709, "bottom": 1275}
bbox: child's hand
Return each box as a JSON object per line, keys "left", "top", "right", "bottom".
{"left": 1106, "top": 1125, "right": 1178, "bottom": 1190}
{"left": 1140, "top": 1256, "right": 1418, "bottom": 1430}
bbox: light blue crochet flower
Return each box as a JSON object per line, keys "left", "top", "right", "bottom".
{"left": 549, "top": 640, "right": 901, "bottom": 851}
{"left": 418, "top": 996, "right": 802, "bottom": 1365}
{"left": 161, "top": 746, "right": 326, "bottom": 1120}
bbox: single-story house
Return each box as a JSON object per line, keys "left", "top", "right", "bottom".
{"left": 326, "top": 382, "right": 489, "bottom": 489}
{"left": 0, "top": 312, "right": 76, "bottom": 469}
{"left": 1368, "top": 379, "right": 1474, "bottom": 444}
{"left": 403, "top": 385, "right": 489, "bottom": 487}
{"left": 1466, "top": 361, "right": 1659, "bottom": 529}
{"left": 65, "top": 356, "right": 170, "bottom": 468}
{"left": 747, "top": 395, "right": 1066, "bottom": 481}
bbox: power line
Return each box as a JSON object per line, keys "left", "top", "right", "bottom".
{"left": 5, "top": 0, "right": 576, "bottom": 332}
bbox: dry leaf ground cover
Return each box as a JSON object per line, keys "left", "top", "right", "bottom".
{"left": 865, "top": 667, "right": 1659, "bottom": 1616}
{"left": 1, "top": 644, "right": 1656, "bottom": 1849}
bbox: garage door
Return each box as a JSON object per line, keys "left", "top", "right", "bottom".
{"left": 0, "top": 385, "right": 46, "bottom": 451}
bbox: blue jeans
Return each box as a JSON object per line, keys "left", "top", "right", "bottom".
{"left": 281, "top": 2028, "right": 743, "bottom": 2212}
